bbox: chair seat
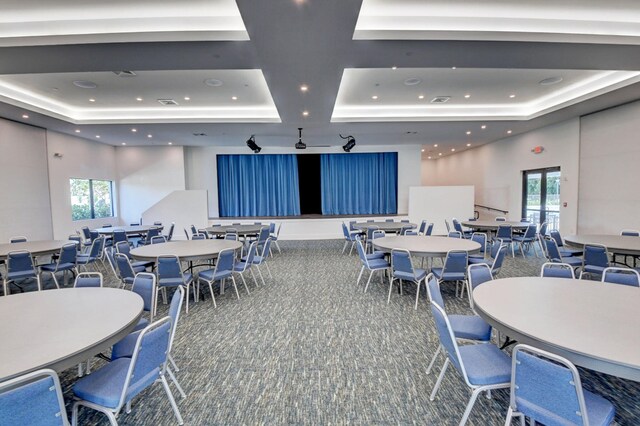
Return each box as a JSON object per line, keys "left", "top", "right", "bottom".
{"left": 131, "top": 261, "right": 153, "bottom": 270}
{"left": 40, "top": 262, "right": 75, "bottom": 272}
{"left": 393, "top": 268, "right": 427, "bottom": 282}
{"left": 73, "top": 358, "right": 158, "bottom": 409}
{"left": 512, "top": 236, "right": 535, "bottom": 243}
{"left": 132, "top": 318, "right": 149, "bottom": 332}
{"left": 458, "top": 343, "right": 511, "bottom": 386}
{"left": 584, "top": 265, "right": 607, "bottom": 275}
{"left": 6, "top": 270, "right": 37, "bottom": 280}
{"left": 111, "top": 330, "right": 141, "bottom": 360}
{"left": 582, "top": 388, "right": 616, "bottom": 426}
{"left": 366, "top": 259, "right": 390, "bottom": 270}
{"left": 76, "top": 255, "right": 96, "bottom": 265}
{"left": 431, "top": 267, "right": 465, "bottom": 281}
{"left": 199, "top": 268, "right": 232, "bottom": 282}
{"left": 467, "top": 257, "right": 489, "bottom": 266}
{"left": 366, "top": 252, "right": 385, "bottom": 260}
{"left": 158, "top": 273, "right": 192, "bottom": 288}
{"left": 559, "top": 247, "right": 583, "bottom": 256}
{"left": 233, "top": 262, "right": 249, "bottom": 272}
{"left": 449, "top": 315, "right": 492, "bottom": 341}
{"left": 560, "top": 257, "right": 583, "bottom": 268}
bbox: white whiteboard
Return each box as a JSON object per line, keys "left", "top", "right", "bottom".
{"left": 408, "top": 186, "right": 475, "bottom": 235}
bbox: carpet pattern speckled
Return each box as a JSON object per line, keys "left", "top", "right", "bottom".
{"left": 18, "top": 240, "right": 638, "bottom": 425}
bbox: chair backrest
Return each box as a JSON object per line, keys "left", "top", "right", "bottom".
{"left": 197, "top": 229, "right": 209, "bottom": 239}
{"left": 269, "top": 222, "right": 276, "bottom": 234}
{"left": 489, "top": 239, "right": 502, "bottom": 259}
{"left": 510, "top": 344, "right": 592, "bottom": 426}
{"left": 215, "top": 248, "right": 236, "bottom": 273}
{"left": 602, "top": 267, "right": 640, "bottom": 287}
{"left": 583, "top": 244, "right": 609, "bottom": 268}
{"left": 496, "top": 224, "right": 512, "bottom": 239}
{"left": 448, "top": 231, "right": 462, "bottom": 238}
{"left": 452, "top": 219, "right": 464, "bottom": 233}
{"left": 523, "top": 224, "right": 537, "bottom": 239}
{"left": 520, "top": 217, "right": 530, "bottom": 223}
{"left": 442, "top": 250, "right": 468, "bottom": 274}
{"left": 153, "top": 221, "right": 163, "bottom": 226}
{"left": 115, "top": 240, "right": 132, "bottom": 258}
{"left": 151, "top": 236, "right": 167, "bottom": 244}
{"left": 349, "top": 221, "right": 357, "bottom": 231}
{"left": 418, "top": 220, "right": 427, "bottom": 234}
{"left": 425, "top": 273, "right": 444, "bottom": 308}
{"left": 114, "top": 253, "right": 136, "bottom": 281}
{"left": 549, "top": 229, "right": 564, "bottom": 247}
{"left": 183, "top": 228, "right": 190, "bottom": 240}
{"left": 471, "top": 232, "right": 487, "bottom": 254}
{"left": 191, "top": 233, "right": 206, "bottom": 240}
{"left": 425, "top": 223, "right": 434, "bottom": 236}
{"left": 355, "top": 239, "right": 370, "bottom": 267}
{"left": 400, "top": 225, "right": 413, "bottom": 235}
{"left": 243, "top": 242, "right": 259, "bottom": 268}
{"left": 385, "top": 219, "right": 394, "bottom": 222}
{"left": 10, "top": 236, "right": 27, "bottom": 243}
{"left": 467, "top": 264, "right": 493, "bottom": 293}
{"left": 146, "top": 227, "right": 160, "bottom": 240}
{"left": 130, "top": 222, "right": 140, "bottom": 226}
{"left": 224, "top": 233, "right": 238, "bottom": 241}
{"left": 430, "top": 301, "right": 466, "bottom": 380}
{"left": 190, "top": 225, "right": 198, "bottom": 235}
{"left": 166, "top": 222, "right": 175, "bottom": 241}
{"left": 157, "top": 255, "right": 183, "bottom": 281}
{"left": 74, "top": 272, "right": 103, "bottom": 288}
{"left": 81, "top": 226, "right": 91, "bottom": 240}
{"left": 132, "top": 272, "right": 157, "bottom": 316}
{"left": 341, "top": 222, "right": 350, "bottom": 239}
{"left": 260, "top": 238, "right": 273, "bottom": 259}
{"left": 89, "top": 230, "right": 100, "bottom": 242}
{"left": 258, "top": 226, "right": 270, "bottom": 244}
{"left": 444, "top": 219, "right": 451, "bottom": 233}
{"left": 68, "top": 234, "right": 82, "bottom": 252}
{"left": 57, "top": 242, "right": 77, "bottom": 265}
{"left": 495, "top": 216, "right": 506, "bottom": 221}
{"left": 372, "top": 230, "right": 385, "bottom": 240}
{"left": 366, "top": 219, "right": 374, "bottom": 223}
{"left": 0, "top": 369, "right": 70, "bottom": 426}
{"left": 104, "top": 247, "right": 119, "bottom": 278}
{"left": 168, "top": 286, "right": 184, "bottom": 352}
{"left": 541, "top": 262, "right": 575, "bottom": 279}
{"left": 119, "top": 317, "right": 172, "bottom": 412}
{"left": 88, "top": 236, "right": 105, "bottom": 258}
{"left": 620, "top": 229, "right": 640, "bottom": 237}
{"left": 490, "top": 244, "right": 508, "bottom": 275}
{"left": 391, "top": 249, "right": 414, "bottom": 278}
{"left": 366, "top": 225, "right": 379, "bottom": 240}
{"left": 404, "top": 230, "right": 418, "bottom": 236}
{"left": 112, "top": 229, "right": 127, "bottom": 244}
{"left": 538, "top": 222, "right": 548, "bottom": 237}
{"left": 102, "top": 224, "right": 112, "bottom": 228}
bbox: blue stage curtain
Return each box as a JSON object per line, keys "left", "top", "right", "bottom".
{"left": 217, "top": 154, "right": 301, "bottom": 217}
{"left": 321, "top": 152, "right": 398, "bottom": 215}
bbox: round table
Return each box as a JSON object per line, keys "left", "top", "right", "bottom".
{"left": 130, "top": 240, "right": 243, "bottom": 262}
{"left": 0, "top": 240, "right": 76, "bottom": 261}
{"left": 372, "top": 235, "right": 481, "bottom": 257}
{"left": 565, "top": 234, "right": 640, "bottom": 256}
{"left": 352, "top": 222, "right": 417, "bottom": 233}
{"left": 473, "top": 277, "right": 640, "bottom": 382}
{"left": 0, "top": 287, "right": 142, "bottom": 382}
{"left": 93, "top": 225, "right": 162, "bottom": 235}
{"left": 461, "top": 220, "right": 530, "bottom": 231}
{"left": 206, "top": 224, "right": 266, "bottom": 237}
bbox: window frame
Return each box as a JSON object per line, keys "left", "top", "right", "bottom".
{"left": 70, "top": 178, "right": 115, "bottom": 221}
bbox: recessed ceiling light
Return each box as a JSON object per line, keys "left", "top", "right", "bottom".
{"left": 451, "top": 148, "right": 456, "bottom": 152}
{"left": 371, "top": 95, "right": 378, "bottom": 100}
{"left": 168, "top": 142, "right": 173, "bottom": 145}
{"left": 21, "top": 114, "right": 28, "bottom": 119}
{"left": 392, "top": 66, "right": 397, "bottom": 70}
{"left": 438, "top": 153, "right": 442, "bottom": 156}
{"left": 451, "top": 67, "right": 457, "bottom": 70}
{"left": 131, "top": 128, "right": 137, "bottom": 133}
{"left": 434, "top": 144, "right": 438, "bottom": 147}
{"left": 300, "top": 85, "right": 308, "bottom": 92}
{"left": 466, "top": 131, "right": 471, "bottom": 135}
{"left": 428, "top": 156, "right": 432, "bottom": 159}
{"left": 121, "top": 142, "right": 126, "bottom": 146}
{"left": 509, "top": 94, "right": 516, "bottom": 98}
{"left": 147, "top": 134, "right": 152, "bottom": 138}
{"left": 302, "top": 111, "right": 309, "bottom": 116}
{"left": 136, "top": 97, "right": 143, "bottom": 102}
{"left": 204, "top": 78, "right": 223, "bottom": 87}
{"left": 89, "top": 98, "right": 96, "bottom": 102}
{"left": 466, "top": 143, "right": 471, "bottom": 147}
{"left": 418, "top": 95, "right": 425, "bottom": 99}
{"left": 184, "top": 96, "right": 190, "bottom": 101}
{"left": 96, "top": 135, "right": 100, "bottom": 139}
{"left": 464, "top": 94, "right": 471, "bottom": 98}
{"left": 539, "top": 76, "right": 563, "bottom": 86}
{"left": 421, "top": 149, "right": 425, "bottom": 152}
{"left": 404, "top": 78, "right": 422, "bottom": 86}
{"left": 73, "top": 80, "right": 97, "bottom": 89}
{"left": 231, "top": 96, "right": 238, "bottom": 100}
{"left": 481, "top": 125, "right": 487, "bottom": 129}
{"left": 507, "top": 130, "right": 513, "bottom": 134}
{"left": 75, "top": 129, "right": 80, "bottom": 133}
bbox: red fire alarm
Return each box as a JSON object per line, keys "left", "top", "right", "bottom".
{"left": 531, "top": 146, "right": 544, "bottom": 154}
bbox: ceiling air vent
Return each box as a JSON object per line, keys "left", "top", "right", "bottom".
{"left": 113, "top": 70, "right": 137, "bottom": 77}
{"left": 157, "top": 99, "right": 179, "bottom": 106}
{"left": 431, "top": 96, "right": 451, "bottom": 104}
{"left": 192, "top": 132, "right": 207, "bottom": 137}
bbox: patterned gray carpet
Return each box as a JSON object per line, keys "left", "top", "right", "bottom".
{"left": 27, "top": 240, "right": 638, "bottom": 424}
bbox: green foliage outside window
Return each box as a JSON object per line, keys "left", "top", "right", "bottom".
{"left": 70, "top": 178, "right": 114, "bottom": 220}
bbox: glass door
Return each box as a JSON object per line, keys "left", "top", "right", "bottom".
{"left": 522, "top": 167, "right": 561, "bottom": 230}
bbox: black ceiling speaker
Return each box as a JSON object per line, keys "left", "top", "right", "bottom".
{"left": 340, "top": 134, "right": 356, "bottom": 152}
{"left": 295, "top": 127, "right": 306, "bottom": 149}
{"left": 246, "top": 135, "right": 261, "bottom": 153}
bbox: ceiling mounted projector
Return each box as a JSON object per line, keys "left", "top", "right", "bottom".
{"left": 246, "top": 135, "right": 261, "bottom": 153}
{"left": 340, "top": 134, "right": 356, "bottom": 152}
{"left": 295, "top": 127, "right": 306, "bottom": 149}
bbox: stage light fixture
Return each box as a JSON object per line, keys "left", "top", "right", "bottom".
{"left": 295, "top": 128, "right": 306, "bottom": 149}
{"left": 340, "top": 134, "right": 356, "bottom": 152}
{"left": 246, "top": 135, "right": 261, "bottom": 153}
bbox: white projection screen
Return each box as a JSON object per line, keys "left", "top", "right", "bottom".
{"left": 408, "top": 186, "right": 475, "bottom": 235}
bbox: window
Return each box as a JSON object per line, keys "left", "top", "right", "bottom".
{"left": 70, "top": 178, "right": 114, "bottom": 220}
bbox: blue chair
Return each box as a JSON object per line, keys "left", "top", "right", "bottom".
{"left": 77, "top": 236, "right": 105, "bottom": 272}
{"left": 71, "top": 317, "right": 184, "bottom": 425}
{"left": 244, "top": 238, "right": 273, "bottom": 284}
{"left": 620, "top": 229, "right": 640, "bottom": 237}
{"left": 157, "top": 255, "right": 195, "bottom": 313}
{"left": 197, "top": 229, "right": 210, "bottom": 239}
{"left": 137, "top": 227, "right": 161, "bottom": 246}
{"left": 550, "top": 230, "right": 583, "bottom": 257}
{"left": 512, "top": 224, "right": 540, "bottom": 257}
{"left": 404, "top": 230, "right": 418, "bottom": 236}
{"left": 448, "top": 231, "right": 462, "bottom": 238}
{"left": 114, "top": 253, "right": 141, "bottom": 288}
{"left": 468, "top": 233, "right": 487, "bottom": 261}
{"left": 431, "top": 250, "right": 468, "bottom": 298}
{"left": 505, "top": 344, "right": 615, "bottom": 426}
{"left": 256, "top": 225, "right": 271, "bottom": 253}
{"left": 183, "top": 228, "right": 191, "bottom": 240}
{"left": 10, "top": 236, "right": 27, "bottom": 243}
{"left": 399, "top": 225, "right": 413, "bottom": 235}
{"left": 495, "top": 217, "right": 506, "bottom": 221}
{"left": 341, "top": 222, "right": 359, "bottom": 255}
{"left": 494, "top": 224, "right": 514, "bottom": 257}
{"left": 0, "top": 368, "right": 70, "bottom": 425}
{"left": 428, "top": 300, "right": 511, "bottom": 425}
{"left": 164, "top": 222, "right": 175, "bottom": 241}
{"left": 368, "top": 230, "right": 386, "bottom": 259}
{"left": 3, "top": 250, "right": 42, "bottom": 295}
{"left": 116, "top": 241, "right": 153, "bottom": 270}
{"left": 580, "top": 244, "right": 610, "bottom": 280}
{"left": 538, "top": 221, "right": 548, "bottom": 238}
{"left": 198, "top": 248, "right": 238, "bottom": 307}
{"left": 355, "top": 238, "right": 390, "bottom": 293}
{"left": 602, "top": 267, "right": 640, "bottom": 287}
{"left": 40, "top": 243, "right": 78, "bottom": 289}
{"left": 452, "top": 219, "right": 472, "bottom": 238}
{"left": 445, "top": 219, "right": 451, "bottom": 233}
{"left": 225, "top": 232, "right": 238, "bottom": 241}
{"left": 271, "top": 223, "right": 282, "bottom": 254}
{"left": 390, "top": 248, "right": 427, "bottom": 309}
{"left": 151, "top": 236, "right": 167, "bottom": 244}
{"left": 541, "top": 262, "right": 575, "bottom": 279}
{"left": 365, "top": 225, "right": 379, "bottom": 253}
{"left": 385, "top": 219, "right": 394, "bottom": 222}
{"left": 190, "top": 224, "right": 198, "bottom": 236}
{"left": 425, "top": 275, "right": 492, "bottom": 375}
{"left": 544, "top": 238, "right": 583, "bottom": 271}
{"left": 74, "top": 272, "right": 103, "bottom": 288}
{"left": 233, "top": 242, "right": 258, "bottom": 292}
{"left": 424, "top": 222, "right": 434, "bottom": 236}
{"left": 112, "top": 229, "right": 129, "bottom": 247}
{"left": 130, "top": 272, "right": 158, "bottom": 333}
{"left": 191, "top": 233, "right": 206, "bottom": 241}
{"left": 418, "top": 220, "right": 428, "bottom": 235}
{"left": 80, "top": 226, "right": 93, "bottom": 249}
{"left": 466, "top": 264, "right": 493, "bottom": 309}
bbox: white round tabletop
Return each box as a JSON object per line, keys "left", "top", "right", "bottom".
{"left": 93, "top": 225, "right": 161, "bottom": 235}
{"left": 207, "top": 224, "right": 265, "bottom": 236}
{"left": 461, "top": 220, "right": 530, "bottom": 230}
{"left": 352, "top": 222, "right": 417, "bottom": 233}
{"left": 373, "top": 235, "right": 481, "bottom": 257}
{"left": 565, "top": 234, "right": 640, "bottom": 256}
{"left": 473, "top": 277, "right": 640, "bottom": 382}
{"left": 0, "top": 287, "right": 142, "bottom": 382}
{"left": 0, "top": 240, "right": 76, "bottom": 260}
{"left": 130, "top": 239, "right": 243, "bottom": 262}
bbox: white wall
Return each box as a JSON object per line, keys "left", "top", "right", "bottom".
{"left": 0, "top": 119, "right": 52, "bottom": 242}
{"left": 46, "top": 131, "right": 118, "bottom": 239}
{"left": 422, "top": 119, "right": 580, "bottom": 235}
{"left": 409, "top": 186, "right": 474, "bottom": 235}
{"left": 116, "top": 146, "right": 186, "bottom": 226}
{"left": 142, "top": 190, "right": 208, "bottom": 239}
{"left": 185, "top": 144, "right": 421, "bottom": 218}
{"left": 578, "top": 101, "right": 640, "bottom": 233}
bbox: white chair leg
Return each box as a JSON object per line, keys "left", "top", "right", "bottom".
{"left": 264, "top": 262, "right": 273, "bottom": 279}
{"left": 274, "top": 241, "right": 281, "bottom": 254}
{"left": 364, "top": 270, "right": 373, "bottom": 293}
{"left": 459, "top": 387, "right": 483, "bottom": 426}
{"left": 160, "top": 374, "right": 184, "bottom": 425}
{"left": 426, "top": 345, "right": 441, "bottom": 374}
{"left": 429, "top": 358, "right": 449, "bottom": 401}
{"left": 167, "top": 366, "right": 187, "bottom": 399}
{"left": 503, "top": 407, "right": 514, "bottom": 426}
{"left": 255, "top": 266, "right": 266, "bottom": 286}
{"left": 342, "top": 241, "right": 348, "bottom": 254}
{"left": 239, "top": 273, "right": 250, "bottom": 295}
{"left": 231, "top": 276, "right": 240, "bottom": 299}
{"left": 356, "top": 265, "right": 365, "bottom": 286}
{"left": 169, "top": 354, "right": 180, "bottom": 372}
{"left": 414, "top": 280, "right": 421, "bottom": 310}
{"left": 249, "top": 268, "right": 259, "bottom": 286}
